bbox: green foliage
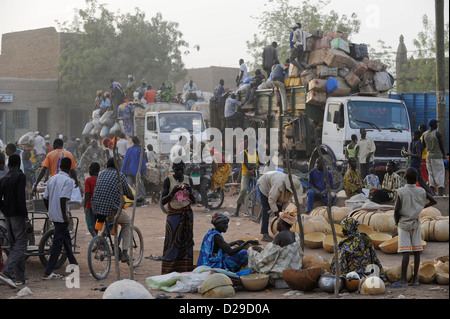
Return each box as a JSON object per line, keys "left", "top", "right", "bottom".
{"left": 397, "top": 14, "right": 449, "bottom": 92}
{"left": 57, "top": 0, "right": 190, "bottom": 110}
{"left": 245, "top": 0, "right": 361, "bottom": 70}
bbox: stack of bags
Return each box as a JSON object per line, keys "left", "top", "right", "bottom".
{"left": 293, "top": 30, "right": 394, "bottom": 106}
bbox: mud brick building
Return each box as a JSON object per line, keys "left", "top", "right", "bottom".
{"left": 0, "top": 27, "right": 85, "bottom": 143}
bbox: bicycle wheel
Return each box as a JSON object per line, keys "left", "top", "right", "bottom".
{"left": 38, "top": 228, "right": 68, "bottom": 269}
{"left": 206, "top": 188, "right": 225, "bottom": 210}
{"left": 130, "top": 226, "right": 144, "bottom": 268}
{"left": 245, "top": 188, "right": 262, "bottom": 223}
{"left": 87, "top": 235, "right": 111, "bottom": 280}
{"left": 330, "top": 169, "right": 344, "bottom": 193}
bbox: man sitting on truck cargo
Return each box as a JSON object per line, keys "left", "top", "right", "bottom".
{"left": 306, "top": 158, "right": 336, "bottom": 214}
{"left": 224, "top": 93, "right": 246, "bottom": 129}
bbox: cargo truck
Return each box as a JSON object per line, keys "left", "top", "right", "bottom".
{"left": 216, "top": 86, "right": 413, "bottom": 188}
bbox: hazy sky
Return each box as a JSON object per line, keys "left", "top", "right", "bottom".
{"left": 0, "top": 0, "right": 448, "bottom": 69}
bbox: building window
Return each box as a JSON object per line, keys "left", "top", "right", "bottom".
{"left": 12, "top": 110, "right": 29, "bottom": 130}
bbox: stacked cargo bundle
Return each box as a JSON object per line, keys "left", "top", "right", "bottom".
{"left": 290, "top": 30, "right": 395, "bottom": 106}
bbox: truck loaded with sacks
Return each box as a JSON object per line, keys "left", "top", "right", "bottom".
{"left": 234, "top": 30, "right": 411, "bottom": 191}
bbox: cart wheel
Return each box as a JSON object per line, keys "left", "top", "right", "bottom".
{"left": 38, "top": 228, "right": 68, "bottom": 269}
{"left": 87, "top": 235, "right": 111, "bottom": 280}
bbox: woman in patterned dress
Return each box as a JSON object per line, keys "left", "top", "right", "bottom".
{"left": 331, "top": 217, "right": 383, "bottom": 278}
{"left": 160, "top": 162, "right": 195, "bottom": 274}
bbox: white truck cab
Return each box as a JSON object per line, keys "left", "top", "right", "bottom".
{"left": 321, "top": 96, "right": 412, "bottom": 169}
{"left": 144, "top": 110, "right": 207, "bottom": 157}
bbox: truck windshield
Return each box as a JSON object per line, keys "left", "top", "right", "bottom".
{"left": 158, "top": 113, "right": 205, "bottom": 133}
{"left": 347, "top": 101, "right": 410, "bottom": 131}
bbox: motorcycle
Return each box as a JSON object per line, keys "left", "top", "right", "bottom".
{"left": 160, "top": 162, "right": 225, "bottom": 214}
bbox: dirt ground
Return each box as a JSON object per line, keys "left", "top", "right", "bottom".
{"left": 0, "top": 190, "right": 448, "bottom": 302}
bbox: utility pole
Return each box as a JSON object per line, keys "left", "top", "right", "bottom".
{"left": 435, "top": 0, "right": 447, "bottom": 156}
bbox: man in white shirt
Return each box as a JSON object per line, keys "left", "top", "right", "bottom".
{"left": 42, "top": 157, "right": 78, "bottom": 279}
{"left": 236, "top": 59, "right": 248, "bottom": 87}
{"left": 357, "top": 128, "right": 376, "bottom": 179}
{"left": 290, "top": 23, "right": 312, "bottom": 72}
{"left": 34, "top": 132, "right": 47, "bottom": 162}
{"left": 117, "top": 133, "right": 130, "bottom": 157}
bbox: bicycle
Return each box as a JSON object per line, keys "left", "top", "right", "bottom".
{"left": 244, "top": 169, "right": 262, "bottom": 223}
{"left": 87, "top": 210, "right": 144, "bottom": 280}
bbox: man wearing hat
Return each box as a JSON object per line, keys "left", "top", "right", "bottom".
{"left": 422, "top": 119, "right": 446, "bottom": 196}
{"left": 289, "top": 23, "right": 312, "bottom": 72}
{"left": 256, "top": 171, "right": 302, "bottom": 242}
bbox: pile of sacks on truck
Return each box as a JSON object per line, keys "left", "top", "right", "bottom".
{"left": 289, "top": 30, "right": 395, "bottom": 106}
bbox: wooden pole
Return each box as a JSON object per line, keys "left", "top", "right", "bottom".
{"left": 284, "top": 140, "right": 305, "bottom": 251}
{"left": 309, "top": 118, "right": 340, "bottom": 298}
{"left": 112, "top": 133, "right": 124, "bottom": 281}
{"left": 128, "top": 143, "right": 144, "bottom": 279}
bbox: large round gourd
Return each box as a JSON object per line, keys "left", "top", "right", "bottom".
{"left": 369, "top": 233, "right": 392, "bottom": 249}
{"left": 435, "top": 273, "right": 449, "bottom": 285}
{"left": 270, "top": 215, "right": 329, "bottom": 237}
{"left": 350, "top": 210, "right": 396, "bottom": 235}
{"left": 419, "top": 206, "right": 442, "bottom": 218}
{"left": 322, "top": 234, "right": 342, "bottom": 253}
{"left": 201, "top": 273, "right": 235, "bottom": 298}
{"left": 418, "top": 263, "right": 436, "bottom": 284}
{"left": 302, "top": 254, "right": 325, "bottom": 269}
{"left": 304, "top": 232, "right": 326, "bottom": 249}
{"left": 360, "top": 276, "right": 385, "bottom": 295}
{"left": 420, "top": 216, "right": 449, "bottom": 242}
{"left": 385, "top": 264, "right": 413, "bottom": 283}
{"left": 310, "top": 206, "right": 351, "bottom": 224}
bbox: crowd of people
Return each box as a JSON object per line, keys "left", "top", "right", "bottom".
{"left": 0, "top": 21, "right": 447, "bottom": 292}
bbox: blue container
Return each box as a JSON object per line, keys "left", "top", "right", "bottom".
{"left": 390, "top": 92, "right": 449, "bottom": 152}
{"left": 236, "top": 269, "right": 252, "bottom": 277}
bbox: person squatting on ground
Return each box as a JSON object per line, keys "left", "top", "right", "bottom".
{"left": 197, "top": 213, "right": 257, "bottom": 273}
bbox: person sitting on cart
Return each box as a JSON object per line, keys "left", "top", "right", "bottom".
{"left": 306, "top": 157, "right": 336, "bottom": 214}
{"left": 197, "top": 213, "right": 258, "bottom": 273}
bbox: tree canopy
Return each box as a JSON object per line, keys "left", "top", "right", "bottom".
{"left": 57, "top": 0, "right": 190, "bottom": 110}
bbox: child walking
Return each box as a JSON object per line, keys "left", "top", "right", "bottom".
{"left": 84, "top": 162, "right": 100, "bottom": 237}
{"left": 394, "top": 167, "right": 437, "bottom": 287}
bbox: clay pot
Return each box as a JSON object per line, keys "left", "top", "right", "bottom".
{"left": 283, "top": 267, "right": 324, "bottom": 292}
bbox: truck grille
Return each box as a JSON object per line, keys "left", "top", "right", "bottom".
{"left": 374, "top": 141, "right": 409, "bottom": 158}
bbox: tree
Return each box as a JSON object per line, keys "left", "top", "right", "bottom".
{"left": 397, "top": 14, "right": 449, "bottom": 92}
{"left": 245, "top": 0, "right": 361, "bottom": 70}
{"left": 57, "top": 0, "right": 191, "bottom": 110}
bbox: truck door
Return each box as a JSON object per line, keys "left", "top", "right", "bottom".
{"left": 145, "top": 114, "right": 159, "bottom": 153}
{"left": 322, "top": 102, "right": 345, "bottom": 161}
